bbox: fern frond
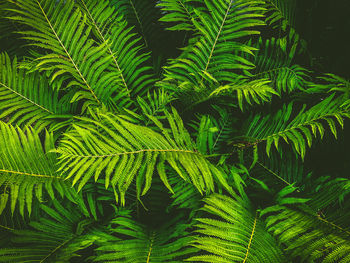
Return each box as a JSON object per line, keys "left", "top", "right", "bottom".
{"left": 158, "top": 0, "right": 202, "bottom": 31}
{"left": 93, "top": 213, "right": 196, "bottom": 262}
{"left": 159, "top": 0, "right": 265, "bottom": 96}
{"left": 262, "top": 205, "right": 350, "bottom": 262}
{"left": 263, "top": 0, "right": 297, "bottom": 31}
{"left": 10, "top": 0, "right": 123, "bottom": 110}
{"left": 57, "top": 109, "right": 233, "bottom": 205}
{"left": 0, "top": 200, "right": 99, "bottom": 262}
{"left": 242, "top": 94, "right": 349, "bottom": 158}
{"left": 0, "top": 122, "right": 74, "bottom": 217}
{"left": 77, "top": 0, "right": 156, "bottom": 101}
{"left": 0, "top": 52, "right": 72, "bottom": 132}
{"left": 188, "top": 194, "right": 285, "bottom": 262}
{"left": 249, "top": 35, "right": 310, "bottom": 93}
{"left": 210, "top": 78, "right": 279, "bottom": 111}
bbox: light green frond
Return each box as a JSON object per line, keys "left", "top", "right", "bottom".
{"left": 262, "top": 205, "right": 350, "bottom": 262}
{"left": 243, "top": 94, "right": 349, "bottom": 158}
{"left": 77, "top": 0, "right": 156, "bottom": 101}
{"left": 57, "top": 109, "right": 233, "bottom": 204}
{"left": 93, "top": 213, "right": 196, "bottom": 262}
{"left": 10, "top": 0, "right": 123, "bottom": 110}
{"left": 0, "top": 52, "right": 72, "bottom": 132}
{"left": 0, "top": 122, "right": 73, "bottom": 217}
{"left": 188, "top": 194, "right": 285, "bottom": 262}
{"left": 0, "top": 200, "right": 99, "bottom": 262}
{"left": 210, "top": 78, "right": 279, "bottom": 111}
{"left": 159, "top": 0, "right": 265, "bottom": 96}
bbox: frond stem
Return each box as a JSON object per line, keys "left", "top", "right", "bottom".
{"left": 0, "top": 82, "right": 54, "bottom": 114}
{"left": 243, "top": 211, "right": 258, "bottom": 263}
{"left": 146, "top": 231, "right": 155, "bottom": 263}
{"left": 80, "top": 0, "right": 130, "bottom": 96}
{"left": 0, "top": 169, "right": 60, "bottom": 179}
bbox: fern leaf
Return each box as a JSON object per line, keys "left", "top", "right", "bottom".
{"left": 10, "top": 0, "right": 123, "bottom": 110}
{"left": 242, "top": 94, "right": 349, "bottom": 158}
{"left": 188, "top": 194, "right": 285, "bottom": 262}
{"left": 159, "top": 0, "right": 265, "bottom": 97}
{"left": 57, "top": 109, "right": 233, "bottom": 204}
{"left": 0, "top": 200, "right": 99, "bottom": 262}
{"left": 0, "top": 122, "right": 75, "bottom": 217}
{"left": 93, "top": 213, "right": 196, "bottom": 262}
{"left": 0, "top": 52, "right": 72, "bottom": 132}
{"left": 77, "top": 0, "right": 156, "bottom": 101}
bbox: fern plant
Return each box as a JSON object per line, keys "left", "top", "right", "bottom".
{"left": 0, "top": 0, "right": 350, "bottom": 262}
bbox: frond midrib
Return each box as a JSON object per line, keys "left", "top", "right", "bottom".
{"left": 35, "top": 0, "right": 101, "bottom": 104}
{"left": 0, "top": 168, "right": 60, "bottom": 179}
{"left": 59, "top": 148, "right": 201, "bottom": 158}
{"left": 0, "top": 81, "right": 54, "bottom": 114}
{"left": 79, "top": 0, "right": 130, "bottom": 96}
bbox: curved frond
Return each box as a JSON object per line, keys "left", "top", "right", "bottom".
{"left": 10, "top": 0, "right": 123, "bottom": 109}
{"left": 93, "top": 213, "right": 196, "bottom": 262}
{"left": 57, "top": 109, "right": 233, "bottom": 204}
{"left": 188, "top": 194, "right": 285, "bottom": 262}
{"left": 0, "top": 122, "right": 73, "bottom": 217}
{"left": 0, "top": 52, "right": 72, "bottom": 132}
{"left": 242, "top": 94, "right": 350, "bottom": 158}
{"left": 0, "top": 200, "right": 98, "bottom": 262}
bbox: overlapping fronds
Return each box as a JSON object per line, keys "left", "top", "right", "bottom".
{"left": 159, "top": 0, "right": 265, "bottom": 95}
{"left": 9, "top": 0, "right": 123, "bottom": 109}
{"left": 248, "top": 35, "right": 310, "bottom": 93}
{"left": 188, "top": 194, "right": 285, "bottom": 262}
{"left": 56, "top": 109, "right": 233, "bottom": 204}
{"left": 0, "top": 122, "right": 73, "bottom": 217}
{"left": 77, "top": 0, "right": 156, "bottom": 102}
{"left": 93, "top": 213, "right": 196, "bottom": 262}
{"left": 242, "top": 94, "right": 349, "bottom": 158}
{"left": 262, "top": 205, "right": 350, "bottom": 262}
{"left": 0, "top": 200, "right": 98, "bottom": 262}
{"left": 0, "top": 52, "right": 72, "bottom": 132}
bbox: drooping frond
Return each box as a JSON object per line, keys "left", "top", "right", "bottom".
{"left": 76, "top": 0, "right": 156, "bottom": 101}
{"left": 56, "top": 109, "right": 233, "bottom": 204}
{"left": 159, "top": 0, "right": 265, "bottom": 97}
{"left": 262, "top": 205, "right": 350, "bottom": 262}
{"left": 242, "top": 94, "right": 350, "bottom": 158}
{"left": 0, "top": 52, "right": 72, "bottom": 132}
{"left": 188, "top": 194, "right": 285, "bottom": 262}
{"left": 0, "top": 200, "right": 99, "bottom": 262}
{"left": 93, "top": 212, "right": 196, "bottom": 262}
{"left": 0, "top": 122, "right": 73, "bottom": 217}
{"left": 10, "top": 0, "right": 123, "bottom": 109}
{"left": 307, "top": 73, "right": 350, "bottom": 95}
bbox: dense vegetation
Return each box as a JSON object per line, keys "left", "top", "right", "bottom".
{"left": 0, "top": 0, "right": 349, "bottom": 262}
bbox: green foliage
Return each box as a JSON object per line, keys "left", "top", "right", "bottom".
{"left": 0, "top": 0, "right": 349, "bottom": 261}
{"left": 188, "top": 194, "right": 285, "bottom": 262}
